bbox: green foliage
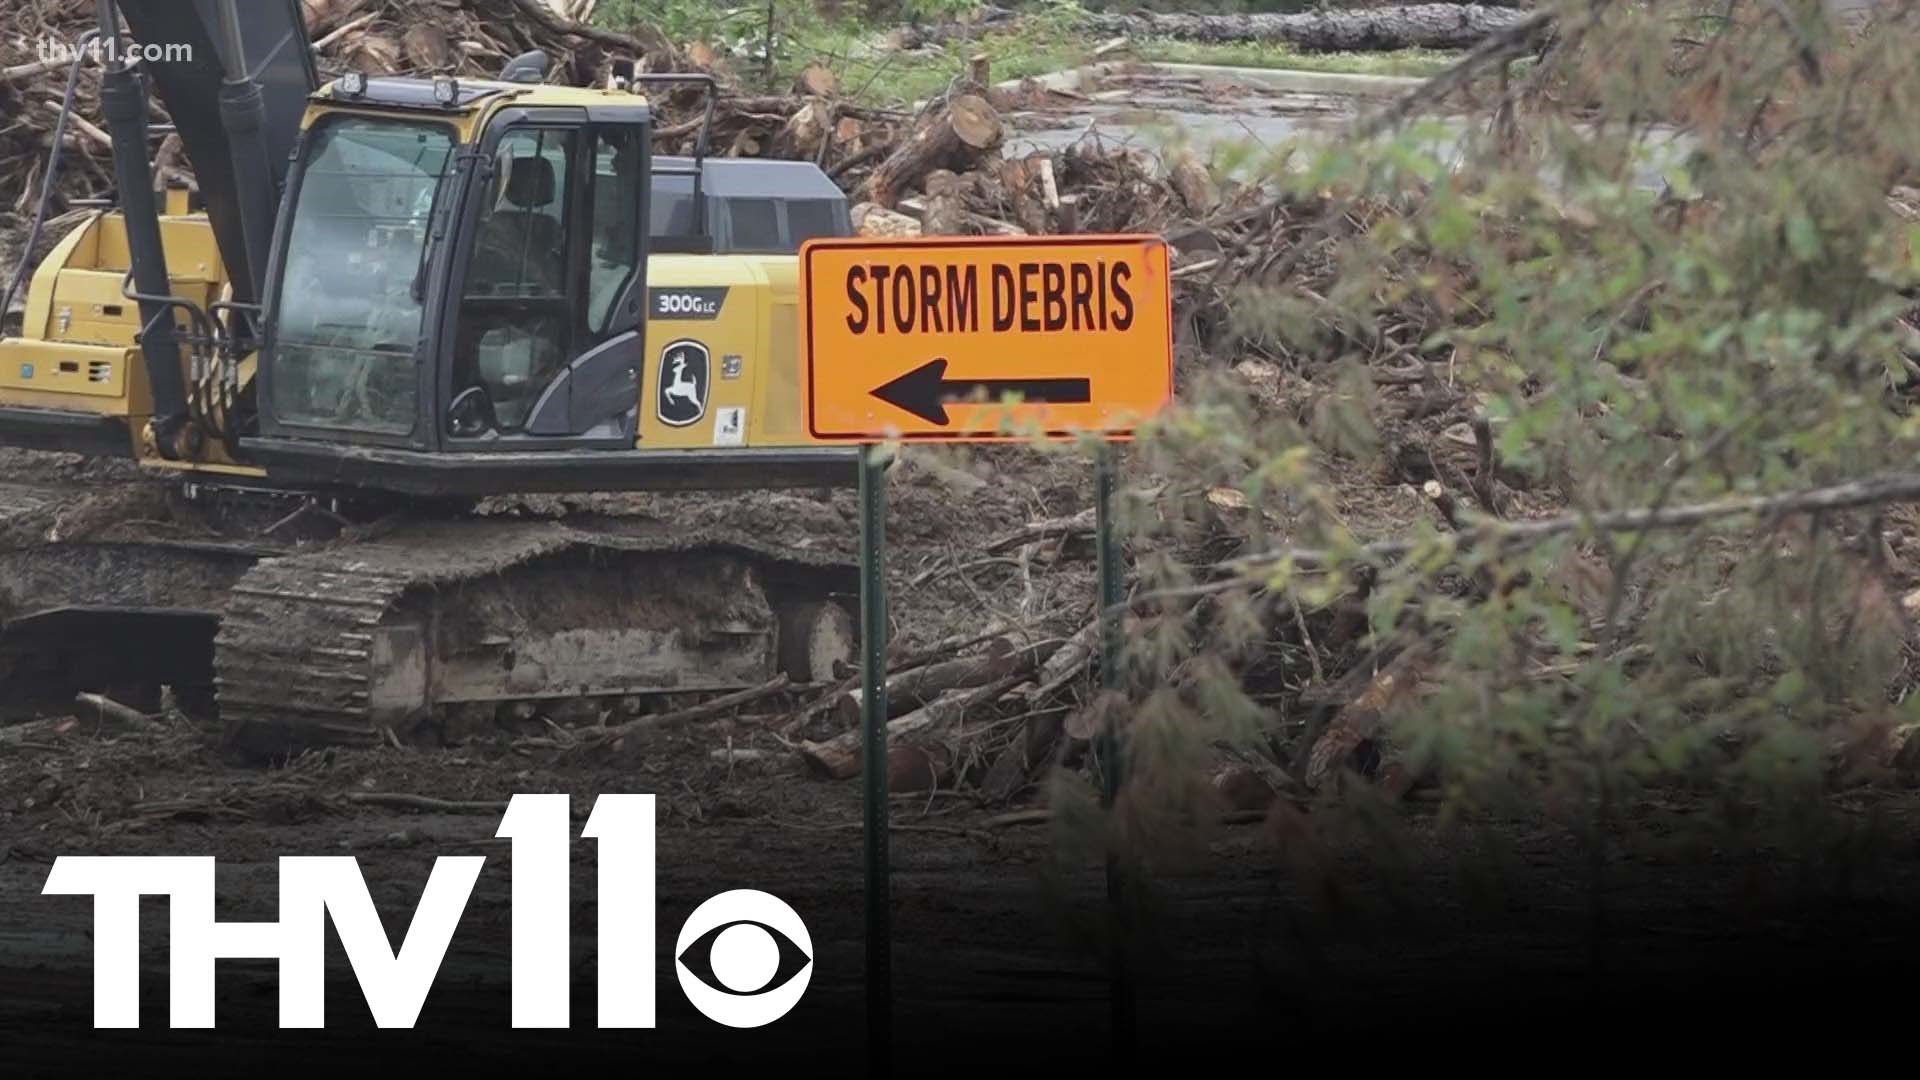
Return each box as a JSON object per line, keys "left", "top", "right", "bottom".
{"left": 1111, "top": 0, "right": 1920, "bottom": 907}
{"left": 592, "top": 2, "right": 1462, "bottom": 103}
{"left": 593, "top": 0, "right": 750, "bottom": 45}
{"left": 898, "top": 0, "right": 984, "bottom": 19}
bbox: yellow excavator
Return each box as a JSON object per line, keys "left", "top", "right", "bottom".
{"left": 0, "top": 0, "right": 862, "bottom": 753}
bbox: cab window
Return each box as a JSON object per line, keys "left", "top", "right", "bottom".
{"left": 787, "top": 199, "right": 843, "bottom": 245}
{"left": 728, "top": 198, "right": 782, "bottom": 251}
{"left": 454, "top": 127, "right": 576, "bottom": 433}
{"left": 588, "top": 126, "right": 644, "bottom": 336}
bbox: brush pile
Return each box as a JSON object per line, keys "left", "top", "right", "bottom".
{"left": 0, "top": 0, "right": 1210, "bottom": 245}
{"left": 0, "top": 0, "right": 680, "bottom": 217}
{"left": 0, "top": 0, "right": 1441, "bottom": 809}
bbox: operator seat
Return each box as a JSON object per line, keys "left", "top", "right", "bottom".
{"left": 459, "top": 154, "right": 568, "bottom": 432}
{"left": 471, "top": 155, "right": 563, "bottom": 296}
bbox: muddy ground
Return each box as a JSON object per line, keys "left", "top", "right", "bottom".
{"left": 1, "top": 435, "right": 1919, "bottom": 1073}
{"left": 5, "top": 724, "right": 1920, "bottom": 1074}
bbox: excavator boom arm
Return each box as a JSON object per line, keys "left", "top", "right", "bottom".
{"left": 111, "top": 0, "right": 318, "bottom": 304}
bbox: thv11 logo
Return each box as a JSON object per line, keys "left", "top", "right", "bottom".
{"left": 40, "top": 794, "right": 812, "bottom": 1030}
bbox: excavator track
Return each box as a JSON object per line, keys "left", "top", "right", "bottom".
{"left": 0, "top": 469, "right": 858, "bottom": 746}
{"left": 214, "top": 516, "right": 859, "bottom": 755}
{"left": 0, "top": 479, "right": 270, "bottom": 715}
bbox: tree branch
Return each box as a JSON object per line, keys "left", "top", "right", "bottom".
{"left": 1134, "top": 471, "right": 1920, "bottom": 609}
{"left": 506, "top": 0, "right": 669, "bottom": 56}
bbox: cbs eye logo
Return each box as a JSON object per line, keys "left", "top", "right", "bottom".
{"left": 674, "top": 890, "right": 814, "bottom": 1027}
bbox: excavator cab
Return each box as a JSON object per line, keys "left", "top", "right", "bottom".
{"left": 0, "top": 0, "right": 854, "bottom": 496}
{"left": 0, "top": 1, "right": 865, "bottom": 748}
{"left": 258, "top": 85, "right": 652, "bottom": 452}
{"left": 237, "top": 66, "right": 854, "bottom": 493}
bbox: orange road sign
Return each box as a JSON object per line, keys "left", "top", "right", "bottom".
{"left": 801, "top": 234, "right": 1173, "bottom": 442}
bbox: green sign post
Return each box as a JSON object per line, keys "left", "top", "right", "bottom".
{"left": 858, "top": 446, "right": 891, "bottom": 1067}
{"left": 1093, "top": 444, "right": 1133, "bottom": 1055}
{"left": 801, "top": 232, "right": 1172, "bottom": 1071}
{"left": 852, "top": 443, "right": 1133, "bottom": 1068}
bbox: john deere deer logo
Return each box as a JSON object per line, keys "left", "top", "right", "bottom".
{"left": 657, "top": 340, "right": 709, "bottom": 427}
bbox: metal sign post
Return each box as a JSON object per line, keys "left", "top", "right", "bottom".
{"left": 1093, "top": 444, "right": 1134, "bottom": 1056}
{"left": 802, "top": 234, "right": 1172, "bottom": 1075}
{"left": 859, "top": 444, "right": 891, "bottom": 1069}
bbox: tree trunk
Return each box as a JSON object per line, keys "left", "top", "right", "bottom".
{"left": 840, "top": 637, "right": 1061, "bottom": 722}
{"left": 863, "top": 94, "right": 1003, "bottom": 209}
{"left": 1079, "top": 4, "right": 1527, "bottom": 52}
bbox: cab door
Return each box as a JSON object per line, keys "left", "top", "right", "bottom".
{"left": 435, "top": 106, "right": 650, "bottom": 450}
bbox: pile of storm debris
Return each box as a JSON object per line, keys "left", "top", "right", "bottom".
{"left": 2, "top": 0, "right": 1212, "bottom": 233}
{"left": 0, "top": 0, "right": 1535, "bottom": 814}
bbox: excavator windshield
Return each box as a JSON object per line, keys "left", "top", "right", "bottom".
{"left": 268, "top": 115, "right": 455, "bottom": 436}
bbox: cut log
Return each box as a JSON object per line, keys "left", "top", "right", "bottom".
{"left": 899, "top": 197, "right": 1026, "bottom": 236}
{"left": 793, "top": 62, "right": 838, "bottom": 97}
{"left": 75, "top": 693, "right": 156, "bottom": 731}
{"left": 888, "top": 744, "right": 954, "bottom": 793}
{"left": 1303, "top": 647, "right": 1432, "bottom": 791}
{"left": 1026, "top": 619, "right": 1100, "bottom": 703}
{"left": 1, "top": 693, "right": 155, "bottom": 745}
{"left": 863, "top": 94, "right": 1003, "bottom": 209}
{"left": 987, "top": 508, "right": 1096, "bottom": 554}
{"left": 1213, "top": 764, "right": 1278, "bottom": 812}
{"left": 776, "top": 600, "right": 855, "bottom": 683}
{"left": 0, "top": 57, "right": 72, "bottom": 85}
{"left": 775, "top": 99, "right": 833, "bottom": 160}
{"left": 841, "top": 638, "right": 1062, "bottom": 721}
{"left": 1034, "top": 156, "right": 1060, "bottom": 211}
{"left": 401, "top": 24, "right": 454, "bottom": 70}
{"left": 1080, "top": 4, "right": 1529, "bottom": 51}
{"left": 1057, "top": 194, "right": 1082, "bottom": 235}
{"left": 341, "top": 31, "right": 403, "bottom": 74}
{"left": 966, "top": 213, "right": 1027, "bottom": 237}
{"left": 852, "top": 202, "right": 923, "bottom": 237}
{"left": 1170, "top": 153, "right": 1219, "bottom": 216}
{"left": 728, "top": 129, "right": 762, "bottom": 157}
{"left": 886, "top": 618, "right": 1026, "bottom": 669}
{"left": 800, "top": 672, "right": 1029, "bottom": 780}
{"left": 301, "top": 0, "right": 368, "bottom": 34}
{"left": 922, "top": 169, "right": 966, "bottom": 236}
{"left": 995, "top": 155, "right": 1054, "bottom": 236}
{"left": 828, "top": 141, "right": 890, "bottom": 182}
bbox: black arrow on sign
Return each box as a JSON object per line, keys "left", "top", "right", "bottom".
{"left": 870, "top": 358, "right": 1092, "bottom": 425}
